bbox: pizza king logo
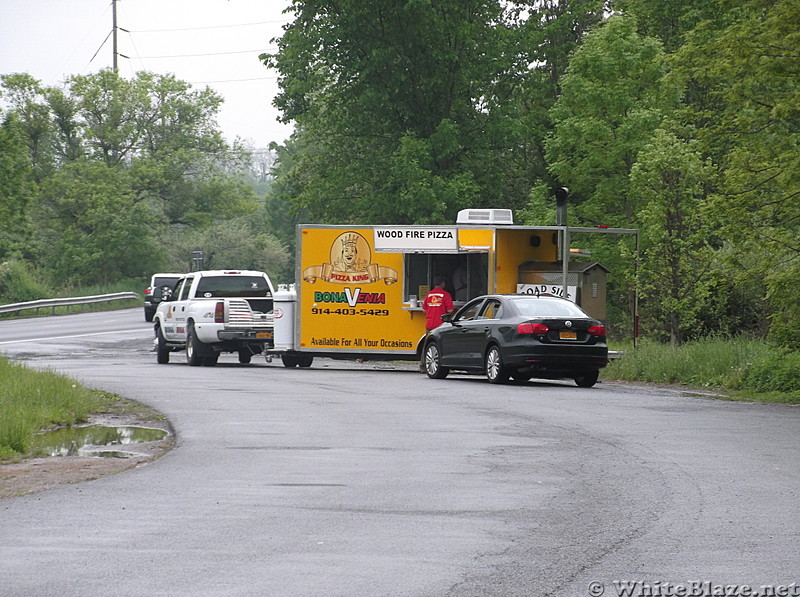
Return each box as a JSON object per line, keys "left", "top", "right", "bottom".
{"left": 303, "top": 231, "right": 398, "bottom": 286}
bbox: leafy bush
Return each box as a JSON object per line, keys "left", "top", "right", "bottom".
{"left": 0, "top": 259, "right": 52, "bottom": 303}
{"left": 605, "top": 337, "right": 800, "bottom": 401}
{"left": 742, "top": 351, "right": 800, "bottom": 394}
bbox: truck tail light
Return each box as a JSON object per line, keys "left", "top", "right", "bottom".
{"left": 588, "top": 324, "right": 606, "bottom": 337}
{"left": 518, "top": 322, "right": 549, "bottom": 335}
{"left": 215, "top": 301, "right": 225, "bottom": 323}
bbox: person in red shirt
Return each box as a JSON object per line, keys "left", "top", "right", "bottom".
{"left": 422, "top": 276, "right": 454, "bottom": 331}
{"left": 420, "top": 276, "right": 455, "bottom": 373}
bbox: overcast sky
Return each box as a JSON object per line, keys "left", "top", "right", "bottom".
{"left": 0, "top": 0, "right": 295, "bottom": 148}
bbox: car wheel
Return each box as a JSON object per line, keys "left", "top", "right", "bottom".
{"left": 155, "top": 324, "right": 169, "bottom": 364}
{"left": 186, "top": 323, "right": 205, "bottom": 367}
{"left": 575, "top": 370, "right": 599, "bottom": 388}
{"left": 144, "top": 308, "right": 154, "bottom": 323}
{"left": 485, "top": 346, "right": 510, "bottom": 384}
{"left": 238, "top": 351, "right": 252, "bottom": 364}
{"left": 424, "top": 342, "right": 449, "bottom": 379}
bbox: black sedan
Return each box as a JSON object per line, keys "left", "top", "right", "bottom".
{"left": 422, "top": 294, "right": 608, "bottom": 387}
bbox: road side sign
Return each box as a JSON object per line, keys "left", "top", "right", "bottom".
{"left": 517, "top": 284, "right": 577, "bottom": 302}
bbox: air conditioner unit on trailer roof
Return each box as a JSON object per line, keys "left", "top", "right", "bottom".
{"left": 456, "top": 208, "right": 514, "bottom": 225}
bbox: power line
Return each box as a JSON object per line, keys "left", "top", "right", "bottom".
{"left": 136, "top": 48, "right": 275, "bottom": 59}
{"left": 131, "top": 19, "right": 289, "bottom": 33}
{"left": 189, "top": 76, "right": 278, "bottom": 84}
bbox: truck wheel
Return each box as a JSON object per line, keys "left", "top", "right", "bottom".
{"left": 155, "top": 324, "right": 170, "bottom": 364}
{"left": 202, "top": 354, "right": 219, "bottom": 367}
{"left": 298, "top": 355, "right": 314, "bottom": 368}
{"left": 186, "top": 323, "right": 205, "bottom": 367}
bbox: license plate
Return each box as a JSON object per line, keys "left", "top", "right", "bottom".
{"left": 256, "top": 332, "right": 273, "bottom": 339}
{"left": 559, "top": 331, "right": 577, "bottom": 340}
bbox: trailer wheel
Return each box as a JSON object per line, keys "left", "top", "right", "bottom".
{"left": 298, "top": 355, "right": 314, "bottom": 368}
{"left": 281, "top": 354, "right": 299, "bottom": 368}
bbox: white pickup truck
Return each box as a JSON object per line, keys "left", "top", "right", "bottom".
{"left": 153, "top": 270, "right": 275, "bottom": 366}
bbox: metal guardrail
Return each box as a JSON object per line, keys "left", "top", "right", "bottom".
{"left": 0, "top": 292, "right": 139, "bottom": 316}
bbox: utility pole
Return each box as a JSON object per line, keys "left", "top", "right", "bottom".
{"left": 112, "top": 0, "right": 118, "bottom": 72}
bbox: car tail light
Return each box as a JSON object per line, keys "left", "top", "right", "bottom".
{"left": 588, "top": 324, "right": 606, "bottom": 337}
{"left": 144, "top": 288, "right": 152, "bottom": 296}
{"left": 518, "top": 322, "right": 549, "bottom": 335}
{"left": 215, "top": 301, "right": 225, "bottom": 323}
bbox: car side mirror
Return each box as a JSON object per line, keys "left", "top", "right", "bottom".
{"left": 442, "top": 313, "right": 453, "bottom": 323}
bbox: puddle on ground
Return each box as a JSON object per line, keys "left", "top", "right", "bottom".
{"left": 32, "top": 425, "right": 169, "bottom": 458}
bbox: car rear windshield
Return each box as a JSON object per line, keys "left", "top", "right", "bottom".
{"left": 195, "top": 276, "right": 270, "bottom": 298}
{"left": 513, "top": 298, "right": 590, "bottom": 318}
{"left": 153, "top": 277, "right": 181, "bottom": 288}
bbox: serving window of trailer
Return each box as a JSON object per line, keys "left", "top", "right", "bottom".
{"left": 404, "top": 252, "right": 488, "bottom": 304}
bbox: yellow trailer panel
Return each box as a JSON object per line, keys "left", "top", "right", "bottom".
{"left": 298, "top": 227, "right": 421, "bottom": 354}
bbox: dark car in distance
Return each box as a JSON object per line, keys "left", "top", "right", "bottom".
{"left": 422, "top": 294, "right": 608, "bottom": 387}
{"left": 143, "top": 273, "right": 182, "bottom": 322}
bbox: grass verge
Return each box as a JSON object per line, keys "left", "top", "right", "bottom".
{"left": 0, "top": 356, "right": 162, "bottom": 460}
{"left": 605, "top": 337, "right": 800, "bottom": 404}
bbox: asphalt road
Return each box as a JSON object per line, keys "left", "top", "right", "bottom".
{"left": 0, "top": 309, "right": 798, "bottom": 597}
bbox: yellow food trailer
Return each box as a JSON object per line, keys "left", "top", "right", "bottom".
{"left": 269, "top": 209, "right": 607, "bottom": 367}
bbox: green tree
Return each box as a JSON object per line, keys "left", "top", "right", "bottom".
{"left": 67, "top": 70, "right": 226, "bottom": 164}
{"left": 545, "top": 14, "right": 680, "bottom": 225}
{"left": 510, "top": 0, "right": 606, "bottom": 191}
{"left": 45, "top": 86, "right": 84, "bottom": 164}
{"left": 0, "top": 73, "right": 56, "bottom": 182}
{"left": 0, "top": 113, "right": 36, "bottom": 260}
{"left": 34, "top": 162, "right": 161, "bottom": 285}
{"left": 674, "top": 0, "right": 800, "bottom": 344}
{"left": 611, "top": 0, "right": 724, "bottom": 51}
{"left": 263, "top": 0, "right": 524, "bottom": 223}
{"left": 630, "top": 129, "right": 715, "bottom": 344}
{"left": 1, "top": 69, "right": 274, "bottom": 288}
{"left": 176, "top": 218, "right": 291, "bottom": 282}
